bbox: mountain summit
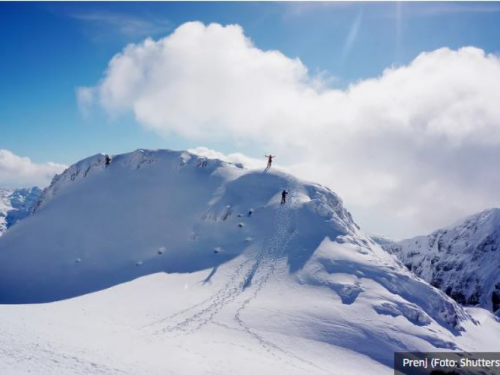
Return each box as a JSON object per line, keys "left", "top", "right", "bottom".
{"left": 0, "top": 149, "right": 497, "bottom": 373}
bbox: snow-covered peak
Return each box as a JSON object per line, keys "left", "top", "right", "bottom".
{"left": 446, "top": 208, "right": 500, "bottom": 239}
{"left": 387, "top": 208, "right": 500, "bottom": 314}
{"left": 1, "top": 148, "right": 354, "bottom": 301}
{"left": 0, "top": 149, "right": 478, "bottom": 365}
{"left": 33, "top": 149, "right": 231, "bottom": 210}
{"left": 0, "top": 186, "right": 41, "bottom": 236}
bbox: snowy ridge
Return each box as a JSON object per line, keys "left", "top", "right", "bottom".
{"left": 1, "top": 149, "right": 498, "bottom": 374}
{"left": 33, "top": 149, "right": 230, "bottom": 210}
{"left": 386, "top": 208, "right": 500, "bottom": 314}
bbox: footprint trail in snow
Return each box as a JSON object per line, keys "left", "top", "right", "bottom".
{"left": 151, "top": 173, "right": 327, "bottom": 373}
{"left": 155, "top": 173, "right": 297, "bottom": 336}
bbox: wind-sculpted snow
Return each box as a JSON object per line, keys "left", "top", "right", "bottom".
{"left": 0, "top": 149, "right": 491, "bottom": 373}
{"left": 300, "top": 237, "right": 468, "bottom": 331}
{"left": 386, "top": 208, "right": 500, "bottom": 315}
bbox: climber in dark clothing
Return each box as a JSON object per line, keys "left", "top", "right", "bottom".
{"left": 281, "top": 189, "right": 288, "bottom": 205}
{"left": 104, "top": 155, "right": 111, "bottom": 167}
{"left": 264, "top": 154, "right": 275, "bottom": 172}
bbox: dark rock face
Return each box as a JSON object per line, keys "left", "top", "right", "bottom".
{"left": 492, "top": 285, "right": 500, "bottom": 313}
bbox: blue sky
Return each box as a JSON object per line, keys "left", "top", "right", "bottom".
{"left": 2, "top": 2, "right": 500, "bottom": 165}
{"left": 2, "top": 2, "right": 500, "bottom": 237}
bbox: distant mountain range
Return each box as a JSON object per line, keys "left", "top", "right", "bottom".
{"left": 0, "top": 187, "right": 42, "bottom": 236}
{"left": 384, "top": 208, "right": 500, "bottom": 315}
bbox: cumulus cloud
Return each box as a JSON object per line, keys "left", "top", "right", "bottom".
{"left": 0, "top": 150, "right": 67, "bottom": 188}
{"left": 80, "top": 21, "right": 500, "bottom": 238}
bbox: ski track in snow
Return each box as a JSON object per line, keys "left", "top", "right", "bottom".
{"left": 150, "top": 172, "right": 324, "bottom": 372}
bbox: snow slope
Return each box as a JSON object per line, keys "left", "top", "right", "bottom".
{"left": 386, "top": 208, "right": 500, "bottom": 315}
{"left": 0, "top": 186, "right": 41, "bottom": 236}
{"left": 0, "top": 149, "right": 499, "bottom": 374}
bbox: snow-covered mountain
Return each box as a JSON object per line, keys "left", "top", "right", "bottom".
{"left": 386, "top": 208, "right": 500, "bottom": 315}
{"left": 0, "top": 149, "right": 499, "bottom": 374}
{"left": 0, "top": 186, "right": 41, "bottom": 236}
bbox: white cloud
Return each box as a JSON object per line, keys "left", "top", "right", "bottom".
{"left": 70, "top": 11, "right": 171, "bottom": 39}
{"left": 76, "top": 86, "right": 95, "bottom": 117}
{"left": 0, "top": 150, "right": 67, "bottom": 188}
{"left": 80, "top": 21, "right": 500, "bottom": 238}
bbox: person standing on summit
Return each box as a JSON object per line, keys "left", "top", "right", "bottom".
{"left": 264, "top": 154, "right": 275, "bottom": 172}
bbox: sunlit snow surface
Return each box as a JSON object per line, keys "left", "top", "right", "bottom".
{"left": 1, "top": 149, "right": 499, "bottom": 374}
